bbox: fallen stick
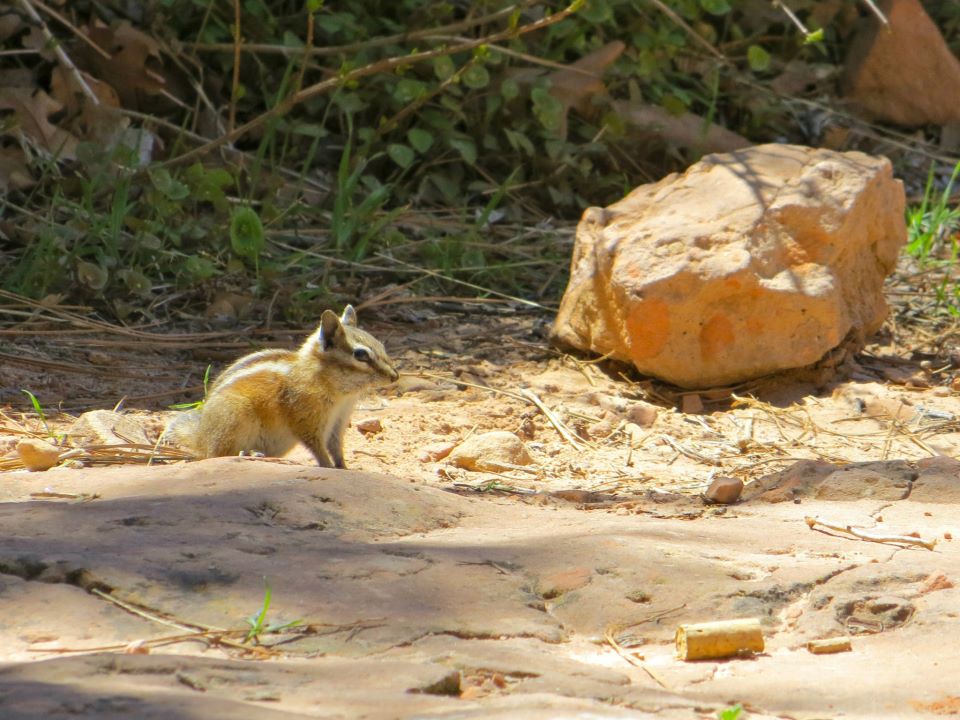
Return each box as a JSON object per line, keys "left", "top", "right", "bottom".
{"left": 518, "top": 388, "right": 589, "bottom": 450}
{"left": 16, "top": 0, "right": 101, "bottom": 105}
{"left": 675, "top": 618, "right": 764, "bottom": 661}
{"left": 413, "top": 372, "right": 589, "bottom": 450}
{"left": 807, "top": 636, "right": 852, "bottom": 655}
{"left": 603, "top": 626, "right": 672, "bottom": 690}
{"left": 805, "top": 516, "right": 937, "bottom": 551}
{"left": 659, "top": 433, "right": 723, "bottom": 466}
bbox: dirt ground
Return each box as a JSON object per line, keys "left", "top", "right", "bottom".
{"left": 1, "top": 285, "right": 959, "bottom": 719}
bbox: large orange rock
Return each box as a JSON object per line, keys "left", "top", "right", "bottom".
{"left": 843, "top": 0, "right": 960, "bottom": 126}
{"left": 551, "top": 144, "right": 906, "bottom": 389}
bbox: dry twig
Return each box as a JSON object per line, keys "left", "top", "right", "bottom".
{"left": 16, "top": 0, "right": 101, "bottom": 104}
{"left": 375, "top": 253, "right": 550, "bottom": 310}
{"left": 412, "top": 372, "right": 588, "bottom": 451}
{"left": 659, "top": 434, "right": 723, "bottom": 466}
{"left": 805, "top": 516, "right": 937, "bottom": 551}
{"left": 0, "top": 288, "right": 237, "bottom": 341}
{"left": 28, "top": 589, "right": 382, "bottom": 656}
{"left": 519, "top": 388, "right": 589, "bottom": 451}
{"left": 603, "top": 605, "right": 684, "bottom": 689}
{"left": 184, "top": 3, "right": 528, "bottom": 58}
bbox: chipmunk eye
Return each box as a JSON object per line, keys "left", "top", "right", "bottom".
{"left": 352, "top": 347, "right": 371, "bottom": 362}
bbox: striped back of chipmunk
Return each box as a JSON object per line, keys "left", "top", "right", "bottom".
{"left": 207, "top": 348, "right": 297, "bottom": 394}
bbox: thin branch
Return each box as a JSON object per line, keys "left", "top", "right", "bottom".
{"left": 15, "top": 0, "right": 101, "bottom": 104}
{"left": 183, "top": 3, "right": 530, "bottom": 59}
{"left": 160, "top": 0, "right": 585, "bottom": 168}
{"left": 647, "top": 0, "right": 725, "bottom": 61}
{"left": 519, "top": 388, "right": 590, "bottom": 450}
{"left": 295, "top": 4, "right": 315, "bottom": 94}
{"left": 774, "top": 1, "right": 810, "bottom": 35}
{"left": 375, "top": 253, "right": 551, "bottom": 310}
{"left": 805, "top": 516, "right": 937, "bottom": 551}
{"left": 773, "top": 0, "right": 887, "bottom": 34}
{"left": 426, "top": 34, "right": 597, "bottom": 75}
{"left": 859, "top": 0, "right": 889, "bottom": 26}
{"left": 372, "top": 52, "right": 476, "bottom": 142}
{"left": 29, "top": 0, "right": 111, "bottom": 59}
{"left": 228, "top": 0, "right": 241, "bottom": 134}
{"left": 92, "top": 588, "right": 219, "bottom": 633}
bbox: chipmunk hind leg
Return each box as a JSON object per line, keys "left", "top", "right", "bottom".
{"left": 196, "top": 393, "right": 294, "bottom": 458}
{"left": 290, "top": 408, "right": 342, "bottom": 468}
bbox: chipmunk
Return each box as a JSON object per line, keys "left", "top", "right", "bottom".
{"left": 169, "top": 305, "right": 398, "bottom": 468}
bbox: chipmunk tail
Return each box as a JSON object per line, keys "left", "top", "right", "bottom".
{"left": 161, "top": 409, "right": 202, "bottom": 455}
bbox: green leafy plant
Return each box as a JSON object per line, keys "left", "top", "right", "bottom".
{"left": 906, "top": 161, "right": 960, "bottom": 264}
{"left": 717, "top": 704, "right": 744, "bottom": 720}
{"left": 244, "top": 579, "right": 302, "bottom": 644}
{"left": 330, "top": 133, "right": 404, "bottom": 262}
{"left": 906, "top": 161, "right": 960, "bottom": 314}
{"left": 21, "top": 389, "right": 52, "bottom": 437}
{"left": 230, "top": 206, "right": 266, "bottom": 267}
{"left": 0, "top": 0, "right": 899, "bottom": 319}
{"left": 169, "top": 365, "right": 213, "bottom": 411}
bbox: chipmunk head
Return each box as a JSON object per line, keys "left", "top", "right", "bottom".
{"left": 302, "top": 305, "right": 399, "bottom": 388}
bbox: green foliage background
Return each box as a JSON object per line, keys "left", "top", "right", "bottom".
{"left": 0, "top": 0, "right": 956, "bottom": 319}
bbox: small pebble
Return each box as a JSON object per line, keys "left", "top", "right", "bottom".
{"left": 448, "top": 431, "right": 532, "bottom": 472}
{"left": 17, "top": 438, "right": 61, "bottom": 472}
{"left": 626, "top": 403, "right": 658, "bottom": 426}
{"left": 704, "top": 476, "right": 743, "bottom": 505}
{"left": 418, "top": 442, "right": 455, "bottom": 463}
{"left": 681, "top": 393, "right": 704, "bottom": 414}
{"left": 355, "top": 418, "right": 383, "bottom": 436}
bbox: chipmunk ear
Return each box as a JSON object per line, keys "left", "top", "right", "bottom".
{"left": 318, "top": 309, "right": 342, "bottom": 350}
{"left": 340, "top": 304, "right": 358, "bottom": 327}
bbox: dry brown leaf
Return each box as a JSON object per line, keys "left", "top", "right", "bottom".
{"left": 611, "top": 99, "right": 750, "bottom": 154}
{"left": 78, "top": 21, "right": 168, "bottom": 109}
{"left": 49, "top": 65, "right": 134, "bottom": 150}
{"left": 0, "top": 87, "right": 79, "bottom": 159}
{"left": 547, "top": 41, "right": 625, "bottom": 139}
{"left": 51, "top": 65, "right": 121, "bottom": 117}
{"left": 549, "top": 41, "right": 625, "bottom": 114}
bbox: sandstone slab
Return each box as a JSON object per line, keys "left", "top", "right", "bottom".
{"left": 551, "top": 144, "right": 906, "bottom": 388}
{"left": 746, "top": 459, "right": 918, "bottom": 503}
{"left": 1, "top": 458, "right": 959, "bottom": 719}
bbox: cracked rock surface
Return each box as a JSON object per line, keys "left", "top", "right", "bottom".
{"left": 1, "top": 454, "right": 958, "bottom": 719}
